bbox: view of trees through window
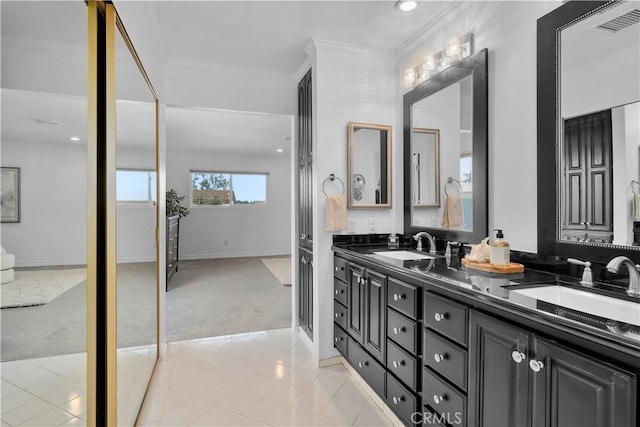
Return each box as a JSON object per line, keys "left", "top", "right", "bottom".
{"left": 116, "top": 169, "right": 157, "bottom": 203}
{"left": 191, "top": 172, "right": 267, "bottom": 206}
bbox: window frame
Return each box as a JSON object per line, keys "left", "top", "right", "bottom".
{"left": 190, "top": 170, "right": 269, "bottom": 207}
{"left": 116, "top": 168, "right": 157, "bottom": 205}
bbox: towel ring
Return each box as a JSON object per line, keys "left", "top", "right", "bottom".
{"left": 444, "top": 177, "right": 463, "bottom": 196}
{"left": 632, "top": 180, "right": 640, "bottom": 196}
{"left": 322, "top": 174, "right": 345, "bottom": 197}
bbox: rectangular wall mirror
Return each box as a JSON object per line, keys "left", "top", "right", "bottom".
{"left": 404, "top": 49, "right": 488, "bottom": 244}
{"left": 347, "top": 122, "right": 392, "bottom": 209}
{"left": 412, "top": 128, "right": 440, "bottom": 207}
{"left": 538, "top": 0, "right": 640, "bottom": 260}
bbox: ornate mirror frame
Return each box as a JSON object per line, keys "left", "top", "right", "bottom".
{"left": 537, "top": 0, "right": 640, "bottom": 263}
{"left": 403, "top": 48, "right": 488, "bottom": 244}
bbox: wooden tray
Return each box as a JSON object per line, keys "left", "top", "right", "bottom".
{"left": 462, "top": 257, "right": 524, "bottom": 274}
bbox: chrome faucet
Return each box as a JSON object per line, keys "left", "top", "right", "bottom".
{"left": 413, "top": 232, "right": 436, "bottom": 254}
{"left": 606, "top": 256, "right": 640, "bottom": 297}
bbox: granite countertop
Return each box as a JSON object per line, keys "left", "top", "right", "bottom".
{"left": 332, "top": 242, "right": 640, "bottom": 356}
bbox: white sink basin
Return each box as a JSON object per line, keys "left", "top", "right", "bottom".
{"left": 510, "top": 286, "right": 640, "bottom": 327}
{"left": 373, "top": 250, "right": 437, "bottom": 261}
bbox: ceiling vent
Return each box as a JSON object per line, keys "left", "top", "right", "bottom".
{"left": 23, "top": 117, "right": 61, "bottom": 126}
{"left": 593, "top": 8, "right": 640, "bottom": 33}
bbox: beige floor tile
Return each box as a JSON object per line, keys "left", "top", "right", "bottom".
{"left": 1, "top": 396, "right": 55, "bottom": 426}
{"left": 136, "top": 399, "right": 166, "bottom": 424}
{"left": 58, "top": 416, "right": 87, "bottom": 426}
{"left": 264, "top": 381, "right": 305, "bottom": 405}
{"left": 353, "top": 403, "right": 395, "bottom": 427}
{"left": 19, "top": 407, "right": 75, "bottom": 427}
{"left": 234, "top": 375, "right": 279, "bottom": 396}
{"left": 320, "top": 397, "right": 365, "bottom": 426}
{"left": 308, "top": 375, "right": 346, "bottom": 396}
{"left": 169, "top": 374, "right": 209, "bottom": 397}
{"left": 334, "top": 380, "right": 370, "bottom": 405}
{"left": 281, "top": 368, "right": 319, "bottom": 388}
{"left": 291, "top": 388, "right": 333, "bottom": 414}
{"left": 190, "top": 380, "right": 236, "bottom": 404}
{"left": 191, "top": 405, "right": 265, "bottom": 426}
{"left": 0, "top": 389, "right": 38, "bottom": 414}
{"left": 163, "top": 397, "right": 212, "bottom": 425}
{"left": 40, "top": 382, "right": 85, "bottom": 406}
{"left": 217, "top": 388, "right": 262, "bottom": 414}
{"left": 60, "top": 395, "right": 86, "bottom": 417}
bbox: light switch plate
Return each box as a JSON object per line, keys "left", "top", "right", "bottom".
{"left": 348, "top": 219, "right": 357, "bottom": 233}
{"left": 368, "top": 219, "right": 377, "bottom": 232}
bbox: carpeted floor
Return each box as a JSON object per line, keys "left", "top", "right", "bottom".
{"left": 1, "top": 257, "right": 292, "bottom": 362}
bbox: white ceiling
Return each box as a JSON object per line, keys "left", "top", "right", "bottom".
{"left": 1, "top": 0, "right": 456, "bottom": 155}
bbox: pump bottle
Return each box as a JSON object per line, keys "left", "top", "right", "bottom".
{"left": 490, "top": 229, "right": 510, "bottom": 265}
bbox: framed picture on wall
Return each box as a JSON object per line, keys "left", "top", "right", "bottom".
{"left": 1, "top": 167, "right": 20, "bottom": 223}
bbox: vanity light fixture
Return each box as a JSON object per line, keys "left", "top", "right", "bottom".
{"left": 404, "top": 33, "right": 474, "bottom": 87}
{"left": 395, "top": 0, "right": 417, "bottom": 12}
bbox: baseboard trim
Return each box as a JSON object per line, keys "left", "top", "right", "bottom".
{"left": 181, "top": 251, "right": 291, "bottom": 261}
{"left": 341, "top": 359, "right": 404, "bottom": 427}
{"left": 15, "top": 256, "right": 154, "bottom": 268}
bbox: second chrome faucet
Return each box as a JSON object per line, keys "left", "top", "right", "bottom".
{"left": 413, "top": 232, "right": 436, "bottom": 254}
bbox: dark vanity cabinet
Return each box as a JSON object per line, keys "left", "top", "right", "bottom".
{"left": 423, "top": 292, "right": 469, "bottom": 426}
{"left": 297, "top": 68, "right": 313, "bottom": 338}
{"left": 469, "top": 311, "right": 637, "bottom": 427}
{"left": 166, "top": 215, "right": 180, "bottom": 289}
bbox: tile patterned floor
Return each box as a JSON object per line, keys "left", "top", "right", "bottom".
{"left": 1, "top": 328, "right": 397, "bottom": 426}
{"left": 136, "top": 328, "right": 396, "bottom": 426}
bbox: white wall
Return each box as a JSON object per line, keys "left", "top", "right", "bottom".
{"left": 166, "top": 149, "right": 291, "bottom": 259}
{"left": 0, "top": 141, "right": 87, "bottom": 267}
{"left": 396, "top": 0, "right": 561, "bottom": 252}
{"left": 312, "top": 40, "right": 396, "bottom": 360}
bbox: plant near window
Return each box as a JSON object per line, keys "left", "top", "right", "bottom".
{"left": 166, "top": 189, "right": 190, "bottom": 218}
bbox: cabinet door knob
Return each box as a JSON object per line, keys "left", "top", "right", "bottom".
{"left": 392, "top": 360, "right": 405, "bottom": 368}
{"left": 301, "top": 233, "right": 306, "bottom": 239}
{"left": 393, "top": 326, "right": 406, "bottom": 334}
{"left": 335, "top": 289, "right": 343, "bottom": 295}
{"left": 433, "top": 394, "right": 446, "bottom": 405}
{"left": 529, "top": 359, "right": 544, "bottom": 372}
{"left": 334, "top": 337, "right": 343, "bottom": 343}
{"left": 511, "top": 351, "right": 526, "bottom": 364}
{"left": 334, "top": 313, "right": 343, "bottom": 318}
{"left": 392, "top": 396, "right": 405, "bottom": 405}
{"left": 358, "top": 361, "right": 368, "bottom": 368}
{"left": 434, "top": 353, "right": 447, "bottom": 363}
{"left": 335, "top": 266, "right": 345, "bottom": 272}
{"left": 393, "top": 293, "right": 405, "bottom": 301}
{"left": 434, "top": 312, "right": 448, "bottom": 322}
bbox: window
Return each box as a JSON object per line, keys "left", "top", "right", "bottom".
{"left": 191, "top": 171, "right": 267, "bottom": 206}
{"left": 116, "top": 169, "right": 156, "bottom": 203}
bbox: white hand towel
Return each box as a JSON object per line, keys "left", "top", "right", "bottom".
{"left": 326, "top": 194, "right": 347, "bottom": 232}
{"left": 441, "top": 195, "right": 463, "bottom": 229}
{"left": 634, "top": 195, "right": 640, "bottom": 221}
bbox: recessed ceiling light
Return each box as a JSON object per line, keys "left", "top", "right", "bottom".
{"left": 276, "top": 148, "right": 284, "bottom": 153}
{"left": 70, "top": 137, "right": 80, "bottom": 142}
{"left": 395, "top": 0, "right": 417, "bottom": 12}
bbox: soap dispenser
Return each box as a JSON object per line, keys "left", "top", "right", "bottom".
{"left": 490, "top": 229, "right": 510, "bottom": 265}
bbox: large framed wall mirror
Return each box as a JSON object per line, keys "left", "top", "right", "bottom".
{"left": 538, "top": 0, "right": 640, "bottom": 261}
{"left": 404, "top": 49, "right": 488, "bottom": 244}
{"left": 347, "top": 122, "right": 392, "bottom": 209}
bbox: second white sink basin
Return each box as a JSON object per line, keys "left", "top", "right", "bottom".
{"left": 510, "top": 286, "right": 640, "bottom": 326}
{"left": 373, "top": 250, "right": 437, "bottom": 261}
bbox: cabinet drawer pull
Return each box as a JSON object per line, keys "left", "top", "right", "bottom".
{"left": 358, "top": 361, "right": 369, "bottom": 368}
{"left": 393, "top": 293, "right": 405, "bottom": 301}
{"left": 334, "top": 313, "right": 343, "bottom": 318}
{"left": 511, "top": 351, "right": 526, "bottom": 364}
{"left": 392, "top": 396, "right": 405, "bottom": 405}
{"left": 335, "top": 289, "right": 344, "bottom": 295}
{"left": 434, "top": 312, "right": 448, "bottom": 322}
{"left": 392, "top": 360, "right": 405, "bottom": 368}
{"left": 529, "top": 359, "right": 544, "bottom": 372}
{"left": 335, "top": 266, "right": 345, "bottom": 272}
{"left": 434, "top": 353, "right": 447, "bottom": 363}
{"left": 334, "top": 337, "right": 343, "bottom": 343}
{"left": 392, "top": 326, "right": 406, "bottom": 334}
{"left": 433, "top": 394, "right": 447, "bottom": 405}
{"left": 301, "top": 233, "right": 306, "bottom": 239}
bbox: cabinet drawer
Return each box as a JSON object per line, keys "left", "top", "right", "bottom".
{"left": 334, "top": 279, "right": 348, "bottom": 306}
{"left": 334, "top": 300, "right": 348, "bottom": 330}
{"left": 334, "top": 324, "right": 348, "bottom": 358}
{"left": 387, "top": 309, "right": 418, "bottom": 355}
{"left": 388, "top": 277, "right": 419, "bottom": 319}
{"left": 386, "top": 338, "right": 418, "bottom": 389}
{"left": 423, "top": 368, "right": 466, "bottom": 427}
{"left": 347, "top": 337, "right": 385, "bottom": 399}
{"left": 424, "top": 329, "right": 467, "bottom": 391}
{"left": 424, "top": 292, "right": 468, "bottom": 346}
{"left": 334, "top": 256, "right": 348, "bottom": 282}
{"left": 386, "top": 373, "right": 418, "bottom": 427}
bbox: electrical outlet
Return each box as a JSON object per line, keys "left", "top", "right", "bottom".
{"left": 348, "top": 219, "right": 357, "bottom": 233}
{"left": 368, "top": 218, "right": 377, "bottom": 232}
{"left": 224, "top": 239, "right": 229, "bottom": 246}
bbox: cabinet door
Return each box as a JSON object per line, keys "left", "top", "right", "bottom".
{"left": 298, "top": 250, "right": 313, "bottom": 339}
{"left": 531, "top": 338, "right": 636, "bottom": 427}
{"left": 363, "top": 270, "right": 386, "bottom": 362}
{"left": 347, "top": 265, "right": 365, "bottom": 343}
{"left": 468, "top": 311, "right": 531, "bottom": 427}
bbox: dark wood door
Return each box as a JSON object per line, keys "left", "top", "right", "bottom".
{"left": 468, "top": 311, "right": 531, "bottom": 427}
{"left": 347, "top": 264, "right": 365, "bottom": 343}
{"left": 363, "top": 269, "right": 386, "bottom": 362}
{"left": 531, "top": 337, "right": 636, "bottom": 427}
{"left": 563, "top": 110, "right": 612, "bottom": 242}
